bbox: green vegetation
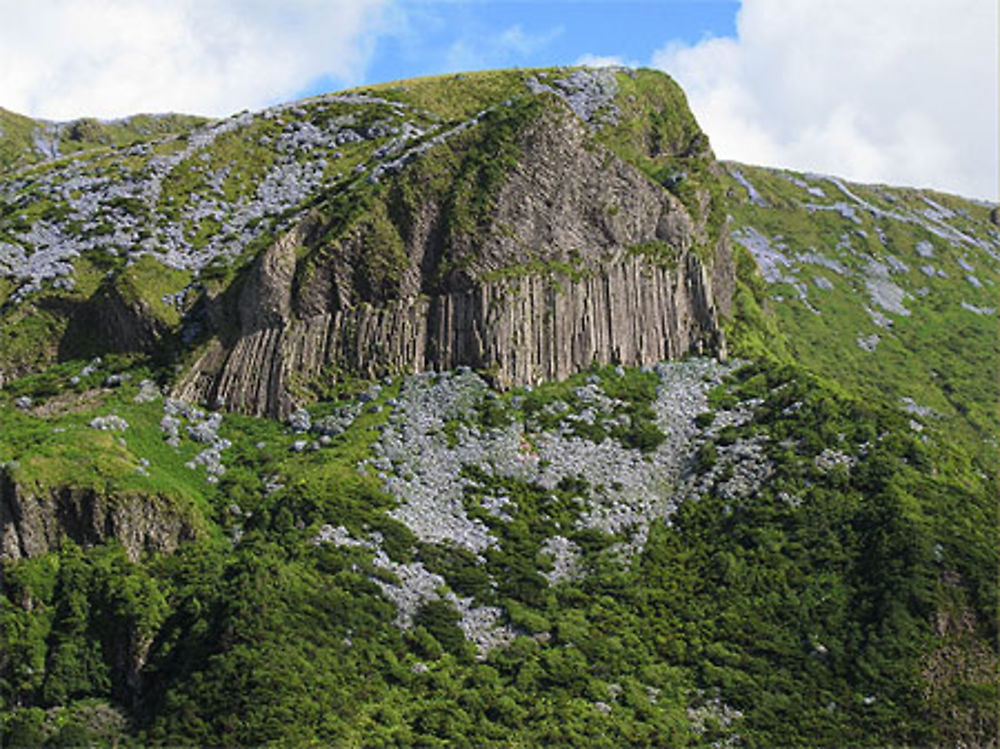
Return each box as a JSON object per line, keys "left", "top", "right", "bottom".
{"left": 0, "top": 108, "right": 205, "bottom": 175}
{"left": 627, "top": 239, "right": 681, "bottom": 268}
{"left": 115, "top": 255, "right": 192, "bottom": 328}
{"left": 358, "top": 69, "right": 541, "bottom": 121}
{"left": 721, "top": 163, "right": 999, "bottom": 465}
{"left": 298, "top": 92, "right": 549, "bottom": 297}
{"left": 722, "top": 242, "right": 793, "bottom": 361}
{"left": 0, "top": 108, "right": 41, "bottom": 173}
{"left": 2, "top": 358, "right": 994, "bottom": 746}
{"left": 596, "top": 69, "right": 727, "bottom": 254}
{"left": 444, "top": 97, "right": 546, "bottom": 240}
{"left": 0, "top": 369, "right": 207, "bottom": 520}
{"left": 513, "top": 363, "right": 666, "bottom": 451}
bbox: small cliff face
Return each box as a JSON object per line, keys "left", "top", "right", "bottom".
{"left": 0, "top": 471, "right": 199, "bottom": 561}
{"left": 175, "top": 89, "right": 732, "bottom": 417}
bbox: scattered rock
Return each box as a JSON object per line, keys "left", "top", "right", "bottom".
{"left": 856, "top": 334, "right": 880, "bottom": 352}
{"left": 134, "top": 379, "right": 161, "bottom": 403}
{"left": 288, "top": 408, "right": 311, "bottom": 432}
{"left": 90, "top": 414, "right": 129, "bottom": 431}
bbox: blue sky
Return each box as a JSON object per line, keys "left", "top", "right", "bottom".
{"left": 327, "top": 0, "right": 739, "bottom": 94}
{"left": 0, "top": 0, "right": 996, "bottom": 200}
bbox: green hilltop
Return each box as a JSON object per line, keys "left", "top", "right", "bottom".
{"left": 0, "top": 107, "right": 206, "bottom": 175}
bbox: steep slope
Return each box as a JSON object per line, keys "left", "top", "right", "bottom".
{"left": 721, "top": 162, "right": 999, "bottom": 462}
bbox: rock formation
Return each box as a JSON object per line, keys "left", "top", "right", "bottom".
{"left": 0, "top": 469, "right": 199, "bottom": 561}
{"left": 175, "top": 98, "right": 732, "bottom": 417}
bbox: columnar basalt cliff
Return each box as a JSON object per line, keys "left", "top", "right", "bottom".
{"left": 177, "top": 253, "right": 724, "bottom": 418}
{"left": 2, "top": 67, "right": 998, "bottom": 748}
{"left": 175, "top": 92, "right": 732, "bottom": 417}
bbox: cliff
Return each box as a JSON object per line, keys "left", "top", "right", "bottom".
{"left": 0, "top": 469, "right": 199, "bottom": 561}
{"left": 173, "top": 75, "right": 733, "bottom": 416}
{"left": 1, "top": 67, "right": 732, "bottom": 417}
{"left": 1, "top": 68, "right": 997, "bottom": 748}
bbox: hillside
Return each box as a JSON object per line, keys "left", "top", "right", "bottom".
{"left": 722, "top": 162, "right": 998, "bottom": 461}
{"left": 0, "top": 108, "right": 206, "bottom": 175}
{"left": 1, "top": 67, "right": 997, "bottom": 747}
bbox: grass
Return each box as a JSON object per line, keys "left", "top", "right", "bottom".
{"left": 0, "top": 362, "right": 402, "bottom": 546}
{"left": 594, "top": 68, "right": 726, "bottom": 256}
{"left": 355, "top": 69, "right": 548, "bottom": 122}
{"left": 0, "top": 108, "right": 205, "bottom": 176}
{"left": 721, "top": 162, "right": 999, "bottom": 468}
{"left": 627, "top": 240, "right": 681, "bottom": 268}
{"left": 116, "top": 256, "right": 193, "bottom": 327}
{"left": 480, "top": 256, "right": 593, "bottom": 284}
{"left": 0, "top": 377, "right": 208, "bottom": 517}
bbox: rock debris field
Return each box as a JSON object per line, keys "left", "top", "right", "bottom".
{"left": 312, "top": 357, "right": 779, "bottom": 653}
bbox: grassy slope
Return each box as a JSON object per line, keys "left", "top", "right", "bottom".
{"left": 721, "top": 162, "right": 999, "bottom": 463}
{"left": 0, "top": 108, "right": 206, "bottom": 175}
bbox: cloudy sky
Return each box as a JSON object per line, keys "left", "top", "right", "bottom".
{"left": 0, "top": 0, "right": 995, "bottom": 200}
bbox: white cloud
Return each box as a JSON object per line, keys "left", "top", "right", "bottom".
{"left": 444, "top": 24, "right": 562, "bottom": 73}
{"left": 575, "top": 53, "right": 634, "bottom": 68}
{"left": 653, "top": 0, "right": 998, "bottom": 200}
{"left": 0, "top": 0, "right": 397, "bottom": 120}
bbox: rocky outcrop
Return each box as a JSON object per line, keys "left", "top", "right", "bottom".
{"left": 178, "top": 252, "right": 723, "bottom": 417}
{"left": 175, "top": 100, "right": 733, "bottom": 418}
{"left": 0, "top": 471, "right": 199, "bottom": 561}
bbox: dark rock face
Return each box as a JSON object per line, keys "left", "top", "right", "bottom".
{"left": 60, "top": 283, "right": 170, "bottom": 359}
{"left": 0, "top": 470, "right": 198, "bottom": 561}
{"left": 176, "top": 105, "right": 733, "bottom": 417}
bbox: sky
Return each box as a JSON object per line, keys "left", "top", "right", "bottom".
{"left": 0, "top": 0, "right": 996, "bottom": 201}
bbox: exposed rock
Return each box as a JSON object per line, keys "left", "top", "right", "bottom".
{"left": 856, "top": 333, "right": 880, "bottom": 352}
{"left": 364, "top": 360, "right": 732, "bottom": 563}
{"left": 174, "top": 103, "right": 730, "bottom": 417}
{"left": 62, "top": 281, "right": 173, "bottom": 359}
{"left": 288, "top": 407, "right": 312, "bottom": 432}
{"left": 134, "top": 379, "right": 162, "bottom": 403}
{"left": 90, "top": 414, "right": 129, "bottom": 431}
{"left": 961, "top": 301, "right": 996, "bottom": 316}
{"left": 0, "top": 470, "right": 199, "bottom": 561}
{"left": 526, "top": 67, "right": 621, "bottom": 127}
{"left": 540, "top": 535, "right": 580, "bottom": 584}
{"left": 729, "top": 168, "right": 766, "bottom": 206}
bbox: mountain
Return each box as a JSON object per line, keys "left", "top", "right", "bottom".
{"left": 0, "top": 68, "right": 730, "bottom": 415}
{"left": 722, "top": 162, "right": 998, "bottom": 461}
{"left": 1, "top": 68, "right": 996, "bottom": 747}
